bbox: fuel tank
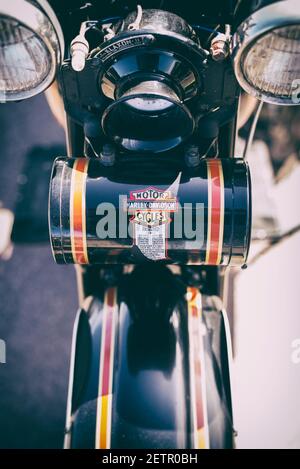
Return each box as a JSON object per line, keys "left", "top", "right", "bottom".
{"left": 64, "top": 265, "right": 234, "bottom": 449}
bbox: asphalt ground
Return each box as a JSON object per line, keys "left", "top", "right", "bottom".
{"left": 0, "top": 94, "right": 77, "bottom": 448}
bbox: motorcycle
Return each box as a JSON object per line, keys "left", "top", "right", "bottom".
{"left": 0, "top": 0, "right": 299, "bottom": 449}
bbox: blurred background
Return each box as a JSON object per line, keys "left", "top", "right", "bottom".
{"left": 0, "top": 95, "right": 77, "bottom": 448}
{"left": 0, "top": 95, "right": 300, "bottom": 448}
{"left": 233, "top": 105, "right": 300, "bottom": 449}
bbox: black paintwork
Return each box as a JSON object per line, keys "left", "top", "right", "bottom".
{"left": 49, "top": 157, "right": 251, "bottom": 265}
{"left": 69, "top": 267, "right": 233, "bottom": 448}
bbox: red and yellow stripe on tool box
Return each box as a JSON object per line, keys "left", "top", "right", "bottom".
{"left": 187, "top": 287, "right": 210, "bottom": 449}
{"left": 96, "top": 288, "right": 118, "bottom": 449}
{"left": 70, "top": 158, "right": 89, "bottom": 264}
{"left": 205, "top": 159, "right": 225, "bottom": 265}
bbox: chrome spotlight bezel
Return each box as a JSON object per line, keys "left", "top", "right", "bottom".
{"left": 0, "top": 0, "right": 64, "bottom": 101}
{"left": 232, "top": 0, "right": 300, "bottom": 105}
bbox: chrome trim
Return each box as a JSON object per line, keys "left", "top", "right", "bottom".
{"left": 37, "top": 0, "right": 65, "bottom": 60}
{"left": 63, "top": 307, "right": 81, "bottom": 450}
{"left": 0, "top": 0, "right": 64, "bottom": 101}
{"left": 232, "top": 0, "right": 300, "bottom": 105}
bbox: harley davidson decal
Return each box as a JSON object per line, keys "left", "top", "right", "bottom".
{"left": 128, "top": 186, "right": 178, "bottom": 261}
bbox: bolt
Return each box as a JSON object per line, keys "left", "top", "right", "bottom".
{"left": 185, "top": 144, "right": 200, "bottom": 168}
{"left": 100, "top": 144, "right": 116, "bottom": 166}
{"left": 71, "top": 35, "right": 89, "bottom": 72}
{"left": 210, "top": 33, "right": 229, "bottom": 62}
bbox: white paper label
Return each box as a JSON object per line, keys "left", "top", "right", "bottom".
{"left": 128, "top": 174, "right": 181, "bottom": 261}
{"left": 134, "top": 221, "right": 166, "bottom": 260}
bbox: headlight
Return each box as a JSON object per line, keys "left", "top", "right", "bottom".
{"left": 0, "top": 0, "right": 64, "bottom": 102}
{"left": 96, "top": 8, "right": 206, "bottom": 153}
{"left": 102, "top": 80, "right": 195, "bottom": 153}
{"left": 232, "top": 0, "right": 300, "bottom": 105}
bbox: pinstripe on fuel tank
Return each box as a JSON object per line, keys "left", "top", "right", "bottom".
{"left": 70, "top": 158, "right": 89, "bottom": 264}
{"left": 205, "top": 159, "right": 225, "bottom": 265}
{"left": 187, "top": 287, "right": 210, "bottom": 449}
{"left": 95, "top": 287, "right": 118, "bottom": 449}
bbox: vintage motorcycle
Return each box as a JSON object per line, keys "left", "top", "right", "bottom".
{"left": 0, "top": 0, "right": 299, "bottom": 449}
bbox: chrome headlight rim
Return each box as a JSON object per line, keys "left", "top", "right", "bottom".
{"left": 232, "top": 0, "right": 300, "bottom": 106}
{"left": 101, "top": 92, "right": 195, "bottom": 153}
{"left": 0, "top": 0, "right": 64, "bottom": 101}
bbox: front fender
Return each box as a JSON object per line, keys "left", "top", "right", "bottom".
{"left": 64, "top": 266, "right": 233, "bottom": 449}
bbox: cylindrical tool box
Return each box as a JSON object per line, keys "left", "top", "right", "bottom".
{"left": 49, "top": 157, "right": 251, "bottom": 265}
